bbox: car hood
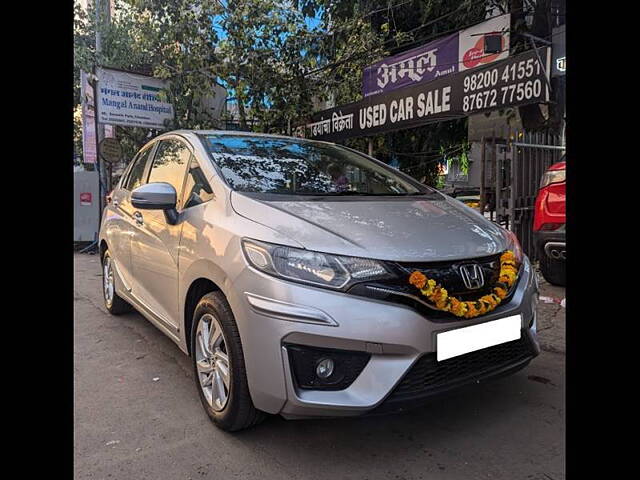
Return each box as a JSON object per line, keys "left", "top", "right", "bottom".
{"left": 230, "top": 192, "right": 508, "bottom": 262}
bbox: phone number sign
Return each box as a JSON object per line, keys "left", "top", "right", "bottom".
{"left": 302, "top": 48, "right": 550, "bottom": 142}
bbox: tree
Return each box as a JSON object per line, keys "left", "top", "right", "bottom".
{"left": 295, "top": 1, "right": 501, "bottom": 184}
{"left": 214, "top": 0, "right": 322, "bottom": 132}
{"left": 74, "top": 0, "right": 559, "bottom": 185}
{"left": 74, "top": 0, "right": 224, "bottom": 161}
{"left": 74, "top": 0, "right": 326, "bottom": 157}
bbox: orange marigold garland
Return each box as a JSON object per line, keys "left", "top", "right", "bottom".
{"left": 408, "top": 251, "right": 519, "bottom": 319}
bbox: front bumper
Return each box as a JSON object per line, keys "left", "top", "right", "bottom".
{"left": 226, "top": 256, "right": 540, "bottom": 419}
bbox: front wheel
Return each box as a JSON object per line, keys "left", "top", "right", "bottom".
{"left": 191, "top": 292, "right": 265, "bottom": 432}
{"left": 102, "top": 250, "right": 132, "bottom": 315}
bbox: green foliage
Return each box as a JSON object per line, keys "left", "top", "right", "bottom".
{"left": 441, "top": 139, "right": 470, "bottom": 174}
{"left": 74, "top": 0, "right": 325, "bottom": 158}
{"left": 74, "top": 0, "right": 225, "bottom": 161}
{"left": 215, "top": 0, "right": 322, "bottom": 131}
{"left": 293, "top": 1, "right": 501, "bottom": 184}
{"left": 74, "top": 0, "right": 518, "bottom": 174}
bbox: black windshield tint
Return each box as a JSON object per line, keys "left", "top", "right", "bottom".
{"left": 202, "top": 135, "right": 424, "bottom": 195}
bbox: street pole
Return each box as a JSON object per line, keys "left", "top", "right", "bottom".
{"left": 91, "top": 68, "right": 105, "bottom": 225}
{"left": 522, "top": 34, "right": 553, "bottom": 103}
{"left": 94, "top": 0, "right": 112, "bottom": 206}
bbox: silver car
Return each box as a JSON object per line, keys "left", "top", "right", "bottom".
{"left": 99, "top": 130, "right": 539, "bottom": 431}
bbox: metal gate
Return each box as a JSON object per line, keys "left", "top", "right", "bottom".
{"left": 480, "top": 130, "right": 564, "bottom": 263}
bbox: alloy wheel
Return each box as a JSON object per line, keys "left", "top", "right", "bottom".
{"left": 195, "top": 313, "right": 231, "bottom": 411}
{"left": 103, "top": 256, "right": 115, "bottom": 308}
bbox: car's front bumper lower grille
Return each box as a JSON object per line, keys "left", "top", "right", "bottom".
{"left": 374, "top": 329, "right": 537, "bottom": 413}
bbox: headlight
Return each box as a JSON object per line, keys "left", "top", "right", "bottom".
{"left": 241, "top": 238, "right": 394, "bottom": 290}
{"left": 502, "top": 228, "right": 524, "bottom": 264}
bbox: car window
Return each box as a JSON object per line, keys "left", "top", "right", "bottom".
{"left": 119, "top": 155, "right": 137, "bottom": 189}
{"left": 202, "top": 135, "right": 425, "bottom": 196}
{"left": 124, "top": 147, "right": 152, "bottom": 191}
{"left": 147, "top": 139, "right": 191, "bottom": 206}
{"left": 182, "top": 156, "right": 215, "bottom": 209}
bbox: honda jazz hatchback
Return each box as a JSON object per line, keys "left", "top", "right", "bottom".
{"left": 99, "top": 130, "right": 540, "bottom": 431}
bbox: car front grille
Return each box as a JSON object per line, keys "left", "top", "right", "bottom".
{"left": 348, "top": 252, "right": 518, "bottom": 321}
{"left": 381, "top": 331, "right": 535, "bottom": 406}
{"left": 394, "top": 253, "right": 503, "bottom": 298}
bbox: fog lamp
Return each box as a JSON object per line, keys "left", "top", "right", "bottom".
{"left": 316, "top": 358, "right": 334, "bottom": 379}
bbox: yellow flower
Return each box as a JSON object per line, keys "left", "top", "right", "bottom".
{"left": 420, "top": 278, "right": 437, "bottom": 297}
{"left": 499, "top": 270, "right": 517, "bottom": 285}
{"left": 409, "top": 271, "right": 427, "bottom": 289}
{"left": 464, "top": 302, "right": 478, "bottom": 318}
{"left": 435, "top": 296, "right": 449, "bottom": 310}
{"left": 494, "top": 286, "right": 508, "bottom": 299}
{"left": 501, "top": 250, "right": 515, "bottom": 263}
{"left": 449, "top": 298, "right": 467, "bottom": 317}
{"left": 407, "top": 249, "right": 519, "bottom": 319}
{"left": 432, "top": 286, "right": 448, "bottom": 303}
{"left": 479, "top": 295, "right": 499, "bottom": 309}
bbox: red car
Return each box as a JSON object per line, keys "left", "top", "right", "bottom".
{"left": 533, "top": 160, "right": 566, "bottom": 286}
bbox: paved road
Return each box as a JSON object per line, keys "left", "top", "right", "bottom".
{"left": 74, "top": 253, "right": 565, "bottom": 480}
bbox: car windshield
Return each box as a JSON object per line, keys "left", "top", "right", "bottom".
{"left": 202, "top": 135, "right": 426, "bottom": 196}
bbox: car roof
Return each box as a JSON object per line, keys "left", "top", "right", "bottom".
{"left": 166, "top": 129, "right": 330, "bottom": 145}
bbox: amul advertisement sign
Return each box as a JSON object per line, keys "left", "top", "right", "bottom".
{"left": 362, "top": 14, "right": 510, "bottom": 97}
{"left": 96, "top": 67, "right": 174, "bottom": 129}
{"left": 362, "top": 32, "right": 459, "bottom": 98}
{"left": 305, "top": 48, "right": 550, "bottom": 142}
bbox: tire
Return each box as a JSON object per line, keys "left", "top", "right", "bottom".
{"left": 539, "top": 254, "right": 566, "bottom": 286}
{"left": 191, "top": 291, "right": 265, "bottom": 432}
{"left": 101, "top": 250, "right": 133, "bottom": 315}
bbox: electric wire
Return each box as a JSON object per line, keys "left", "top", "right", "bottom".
{"left": 303, "top": 4, "right": 537, "bottom": 78}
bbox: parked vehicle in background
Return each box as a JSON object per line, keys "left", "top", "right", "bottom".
{"left": 533, "top": 160, "right": 566, "bottom": 286}
{"left": 99, "top": 130, "right": 540, "bottom": 431}
{"left": 455, "top": 194, "right": 481, "bottom": 209}
{"left": 440, "top": 187, "right": 482, "bottom": 209}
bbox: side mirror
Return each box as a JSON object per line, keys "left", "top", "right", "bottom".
{"left": 131, "top": 182, "right": 177, "bottom": 210}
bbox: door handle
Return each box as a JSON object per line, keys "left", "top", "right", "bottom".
{"left": 133, "top": 211, "right": 144, "bottom": 226}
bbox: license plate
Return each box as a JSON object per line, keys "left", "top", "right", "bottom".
{"left": 436, "top": 314, "right": 522, "bottom": 361}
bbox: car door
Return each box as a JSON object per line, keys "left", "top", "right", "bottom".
{"left": 130, "top": 137, "right": 192, "bottom": 331}
{"left": 109, "top": 146, "right": 155, "bottom": 292}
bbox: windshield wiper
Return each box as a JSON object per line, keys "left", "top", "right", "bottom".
{"left": 322, "top": 191, "right": 431, "bottom": 196}
{"left": 322, "top": 191, "right": 379, "bottom": 195}
{"left": 274, "top": 191, "right": 436, "bottom": 198}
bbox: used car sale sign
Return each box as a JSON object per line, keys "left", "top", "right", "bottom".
{"left": 304, "top": 47, "right": 550, "bottom": 142}
{"left": 96, "top": 67, "right": 174, "bottom": 129}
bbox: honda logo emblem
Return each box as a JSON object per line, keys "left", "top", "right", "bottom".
{"left": 459, "top": 264, "right": 484, "bottom": 290}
